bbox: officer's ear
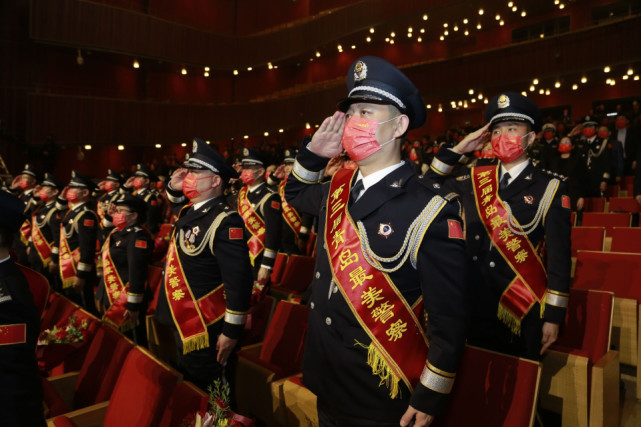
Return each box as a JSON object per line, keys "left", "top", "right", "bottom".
{"left": 209, "top": 174, "right": 223, "bottom": 190}
{"left": 393, "top": 115, "right": 410, "bottom": 139}
{"left": 130, "top": 212, "right": 139, "bottom": 223}
{"left": 80, "top": 188, "right": 90, "bottom": 199}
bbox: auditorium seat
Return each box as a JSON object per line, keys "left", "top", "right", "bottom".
{"left": 239, "top": 295, "right": 276, "bottom": 347}
{"left": 157, "top": 223, "right": 172, "bottom": 241}
{"left": 610, "top": 227, "right": 641, "bottom": 253}
{"left": 44, "top": 323, "right": 134, "bottom": 417}
{"left": 40, "top": 292, "right": 77, "bottom": 332}
{"left": 433, "top": 345, "right": 541, "bottom": 427}
{"left": 48, "top": 346, "right": 182, "bottom": 426}
{"left": 146, "top": 264, "right": 164, "bottom": 315}
{"left": 157, "top": 381, "right": 208, "bottom": 427}
{"left": 571, "top": 227, "right": 605, "bottom": 257}
{"left": 608, "top": 197, "right": 641, "bottom": 213}
{"left": 235, "top": 301, "right": 309, "bottom": 425}
{"left": 271, "top": 374, "right": 318, "bottom": 427}
{"left": 605, "top": 184, "right": 620, "bottom": 198}
{"left": 270, "top": 255, "right": 315, "bottom": 300}
{"left": 583, "top": 198, "right": 606, "bottom": 213}
{"left": 580, "top": 212, "right": 631, "bottom": 238}
{"left": 570, "top": 211, "right": 577, "bottom": 227}
{"left": 540, "top": 289, "right": 619, "bottom": 427}
{"left": 269, "top": 252, "right": 288, "bottom": 285}
{"left": 574, "top": 250, "right": 641, "bottom": 400}
{"left": 17, "top": 263, "right": 50, "bottom": 317}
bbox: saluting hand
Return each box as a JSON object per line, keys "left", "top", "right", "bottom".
{"left": 568, "top": 124, "right": 583, "bottom": 137}
{"left": 170, "top": 168, "right": 189, "bottom": 191}
{"left": 273, "top": 165, "right": 286, "bottom": 180}
{"left": 10, "top": 176, "right": 21, "bottom": 190}
{"left": 97, "top": 180, "right": 106, "bottom": 191}
{"left": 400, "top": 405, "right": 434, "bottom": 427}
{"left": 60, "top": 186, "right": 70, "bottom": 201}
{"left": 216, "top": 333, "right": 238, "bottom": 365}
{"left": 311, "top": 111, "right": 346, "bottom": 159}
{"left": 452, "top": 123, "right": 491, "bottom": 155}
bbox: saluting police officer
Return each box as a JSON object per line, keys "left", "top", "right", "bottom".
{"left": 126, "top": 164, "right": 161, "bottom": 234}
{"left": 0, "top": 191, "right": 45, "bottom": 426}
{"left": 156, "top": 138, "right": 253, "bottom": 392}
{"left": 10, "top": 164, "right": 39, "bottom": 265}
{"left": 97, "top": 169, "right": 124, "bottom": 240}
{"left": 285, "top": 56, "right": 468, "bottom": 427}
{"left": 236, "top": 148, "right": 282, "bottom": 293}
{"left": 427, "top": 92, "right": 571, "bottom": 360}
{"left": 27, "top": 173, "right": 66, "bottom": 281}
{"left": 96, "top": 194, "right": 154, "bottom": 344}
{"left": 55, "top": 171, "right": 99, "bottom": 313}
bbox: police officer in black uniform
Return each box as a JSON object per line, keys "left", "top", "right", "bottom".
{"left": 97, "top": 168, "right": 125, "bottom": 240}
{"left": 0, "top": 191, "right": 46, "bottom": 426}
{"left": 237, "top": 148, "right": 282, "bottom": 287}
{"left": 55, "top": 171, "right": 99, "bottom": 313}
{"left": 10, "top": 164, "right": 39, "bottom": 265}
{"left": 574, "top": 115, "right": 612, "bottom": 197}
{"left": 127, "top": 164, "right": 161, "bottom": 234}
{"left": 95, "top": 194, "right": 154, "bottom": 344}
{"left": 27, "top": 173, "right": 65, "bottom": 279}
{"left": 427, "top": 92, "right": 571, "bottom": 360}
{"left": 286, "top": 56, "right": 468, "bottom": 427}
{"left": 156, "top": 138, "right": 253, "bottom": 392}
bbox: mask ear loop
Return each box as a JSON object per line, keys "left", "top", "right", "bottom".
{"left": 376, "top": 115, "right": 401, "bottom": 148}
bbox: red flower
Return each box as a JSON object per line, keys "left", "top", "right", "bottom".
{"left": 214, "top": 398, "right": 228, "bottom": 410}
{"left": 55, "top": 329, "right": 68, "bottom": 340}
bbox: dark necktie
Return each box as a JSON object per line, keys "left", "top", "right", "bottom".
{"left": 499, "top": 173, "right": 511, "bottom": 191}
{"left": 351, "top": 179, "right": 364, "bottom": 204}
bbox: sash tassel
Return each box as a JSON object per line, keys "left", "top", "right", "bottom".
{"left": 355, "top": 340, "right": 401, "bottom": 399}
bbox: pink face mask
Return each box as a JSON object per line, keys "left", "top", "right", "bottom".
{"left": 66, "top": 189, "right": 80, "bottom": 203}
{"left": 491, "top": 134, "right": 526, "bottom": 163}
{"left": 133, "top": 177, "right": 144, "bottom": 190}
{"left": 182, "top": 173, "right": 211, "bottom": 200}
{"left": 104, "top": 181, "right": 116, "bottom": 192}
{"left": 582, "top": 128, "right": 596, "bottom": 138}
{"left": 112, "top": 212, "right": 128, "bottom": 230}
{"left": 39, "top": 189, "right": 51, "bottom": 202}
{"left": 341, "top": 116, "right": 398, "bottom": 161}
{"left": 240, "top": 169, "right": 256, "bottom": 186}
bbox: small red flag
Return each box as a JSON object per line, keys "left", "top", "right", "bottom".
{"left": 562, "top": 195, "right": 571, "bottom": 209}
{"left": 448, "top": 219, "right": 464, "bottom": 240}
{"left": 135, "top": 240, "right": 147, "bottom": 249}
{"left": 229, "top": 228, "right": 243, "bottom": 240}
{"left": 83, "top": 219, "right": 95, "bottom": 227}
{"left": 271, "top": 201, "right": 281, "bottom": 210}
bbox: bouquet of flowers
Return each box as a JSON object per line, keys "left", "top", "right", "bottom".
{"left": 182, "top": 379, "right": 254, "bottom": 427}
{"left": 38, "top": 315, "right": 89, "bottom": 345}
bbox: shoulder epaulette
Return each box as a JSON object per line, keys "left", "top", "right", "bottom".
{"left": 443, "top": 192, "right": 460, "bottom": 201}
{"left": 456, "top": 174, "right": 470, "bottom": 181}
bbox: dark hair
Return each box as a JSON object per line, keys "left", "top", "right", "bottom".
{"left": 0, "top": 227, "right": 15, "bottom": 250}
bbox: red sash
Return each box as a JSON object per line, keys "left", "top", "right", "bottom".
{"left": 164, "top": 235, "right": 226, "bottom": 354}
{"left": 101, "top": 231, "right": 133, "bottom": 331}
{"left": 325, "top": 169, "right": 428, "bottom": 398}
{"left": 278, "top": 180, "right": 302, "bottom": 236}
{"left": 471, "top": 165, "right": 547, "bottom": 333}
{"left": 0, "top": 324, "right": 26, "bottom": 346}
{"left": 19, "top": 220, "right": 31, "bottom": 247}
{"left": 31, "top": 215, "right": 53, "bottom": 267}
{"left": 238, "top": 187, "right": 266, "bottom": 266}
{"left": 59, "top": 229, "right": 80, "bottom": 289}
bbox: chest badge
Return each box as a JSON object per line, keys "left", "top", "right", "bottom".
{"left": 115, "top": 240, "right": 122, "bottom": 246}
{"left": 192, "top": 226, "right": 200, "bottom": 236}
{"left": 524, "top": 195, "right": 534, "bottom": 205}
{"left": 378, "top": 223, "right": 394, "bottom": 238}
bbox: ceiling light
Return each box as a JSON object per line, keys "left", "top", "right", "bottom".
{"left": 508, "top": 2, "right": 514, "bottom": 7}
{"left": 181, "top": 143, "right": 187, "bottom": 147}
{"left": 423, "top": 14, "right": 428, "bottom": 20}
{"left": 521, "top": 10, "right": 527, "bottom": 17}
{"left": 634, "top": 75, "right": 640, "bottom": 81}
{"left": 204, "top": 66, "right": 210, "bottom": 72}
{"left": 155, "top": 144, "right": 161, "bottom": 148}
{"left": 477, "top": 23, "right": 482, "bottom": 29}
{"left": 478, "top": 9, "right": 484, "bottom": 15}
{"left": 443, "top": 23, "right": 448, "bottom": 28}
{"left": 604, "top": 65, "right": 610, "bottom": 73}
{"left": 181, "top": 68, "right": 187, "bottom": 75}
{"left": 572, "top": 84, "right": 578, "bottom": 90}
{"left": 533, "top": 78, "right": 539, "bottom": 85}
{"left": 390, "top": 39, "right": 395, "bottom": 44}
{"left": 279, "top": 129, "right": 284, "bottom": 133}
{"left": 133, "top": 60, "right": 140, "bottom": 69}
{"left": 315, "top": 51, "right": 321, "bottom": 57}
{"left": 117, "top": 145, "right": 124, "bottom": 150}
{"left": 545, "top": 89, "right": 551, "bottom": 95}
{"left": 264, "top": 132, "right": 269, "bottom": 136}
{"left": 426, "top": 104, "right": 431, "bottom": 109}
{"left": 555, "top": 81, "right": 561, "bottom": 88}
{"left": 484, "top": 98, "right": 489, "bottom": 104}
{"left": 499, "top": 20, "right": 505, "bottom": 26}
{"left": 205, "top": 140, "right": 210, "bottom": 145}
{"left": 463, "top": 18, "right": 468, "bottom": 24}
{"left": 521, "top": 91, "right": 527, "bottom": 96}
{"left": 478, "top": 93, "right": 483, "bottom": 99}
{"left": 623, "top": 75, "right": 629, "bottom": 80}
{"left": 495, "top": 14, "right": 501, "bottom": 20}
{"left": 243, "top": 135, "right": 249, "bottom": 139}
{"left": 84, "top": 145, "right": 92, "bottom": 150}
{"left": 268, "top": 62, "right": 273, "bottom": 69}
{"left": 391, "top": 32, "right": 396, "bottom": 37}
{"left": 438, "top": 105, "right": 443, "bottom": 112}
{"left": 581, "top": 76, "right": 587, "bottom": 83}
{"left": 464, "top": 30, "right": 469, "bottom": 36}
{"left": 444, "top": 30, "right": 449, "bottom": 35}
{"left": 420, "top": 28, "right": 425, "bottom": 33}
{"left": 627, "top": 68, "right": 634, "bottom": 75}
{"left": 408, "top": 27, "right": 413, "bottom": 32}
{"left": 440, "top": 35, "right": 445, "bottom": 40}
{"left": 417, "top": 37, "right": 423, "bottom": 42}
{"left": 366, "top": 37, "right": 371, "bottom": 42}
{"left": 305, "top": 123, "right": 311, "bottom": 129}
{"left": 370, "top": 27, "right": 375, "bottom": 33}
{"left": 351, "top": 45, "right": 356, "bottom": 49}
{"left": 408, "top": 33, "right": 412, "bottom": 38}
{"left": 559, "top": 4, "right": 565, "bottom": 9}
{"left": 204, "top": 72, "right": 209, "bottom": 77}
{"left": 529, "top": 85, "right": 535, "bottom": 92}
{"left": 539, "top": 88, "right": 545, "bottom": 94}
{"left": 468, "top": 89, "right": 474, "bottom": 95}
{"left": 540, "top": 33, "right": 545, "bottom": 38}
{"left": 385, "top": 37, "right": 390, "bottom": 42}
{"left": 233, "top": 70, "right": 238, "bottom": 75}
{"left": 453, "top": 25, "right": 459, "bottom": 31}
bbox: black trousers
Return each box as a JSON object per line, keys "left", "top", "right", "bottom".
{"left": 317, "top": 400, "right": 403, "bottom": 427}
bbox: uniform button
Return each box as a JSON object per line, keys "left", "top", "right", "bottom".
{"left": 310, "top": 302, "right": 315, "bottom": 309}
{"left": 315, "top": 272, "right": 320, "bottom": 279}
{"left": 325, "top": 317, "right": 332, "bottom": 326}
{"left": 323, "top": 242, "right": 327, "bottom": 249}
{"left": 472, "top": 256, "right": 478, "bottom": 261}
{"left": 489, "top": 261, "right": 496, "bottom": 268}
{"left": 333, "top": 285, "right": 338, "bottom": 294}
{"left": 474, "top": 235, "right": 480, "bottom": 240}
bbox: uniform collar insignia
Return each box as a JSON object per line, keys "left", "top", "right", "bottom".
{"left": 524, "top": 195, "right": 534, "bottom": 204}
{"left": 192, "top": 226, "right": 200, "bottom": 236}
{"left": 116, "top": 240, "right": 121, "bottom": 246}
{"left": 378, "top": 223, "right": 393, "bottom": 238}
{"left": 524, "top": 173, "right": 533, "bottom": 180}
{"left": 433, "top": 183, "right": 440, "bottom": 189}
{"left": 390, "top": 179, "right": 403, "bottom": 188}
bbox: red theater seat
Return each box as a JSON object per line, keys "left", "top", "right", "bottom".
{"left": 271, "top": 255, "right": 315, "bottom": 300}
{"left": 269, "top": 252, "right": 289, "bottom": 284}
{"left": 571, "top": 227, "right": 605, "bottom": 257}
{"left": 540, "top": 289, "right": 619, "bottom": 426}
{"left": 158, "top": 381, "right": 208, "bottom": 427}
{"left": 608, "top": 197, "right": 641, "bottom": 213}
{"left": 434, "top": 345, "right": 541, "bottom": 427}
{"left": 583, "top": 198, "right": 606, "bottom": 212}
{"left": 146, "top": 264, "right": 164, "bottom": 315}
{"left": 581, "top": 212, "right": 631, "bottom": 236}
{"left": 235, "top": 301, "right": 310, "bottom": 424}
{"left": 610, "top": 227, "right": 641, "bottom": 253}
{"left": 44, "top": 324, "right": 134, "bottom": 417}
{"left": 240, "top": 295, "right": 276, "bottom": 347}
{"left": 40, "top": 292, "right": 77, "bottom": 332}
{"left": 17, "top": 263, "right": 50, "bottom": 317}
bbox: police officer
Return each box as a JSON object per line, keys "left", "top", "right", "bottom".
{"left": 27, "top": 173, "right": 66, "bottom": 281}
{"left": 97, "top": 169, "right": 124, "bottom": 239}
{"left": 10, "top": 164, "right": 39, "bottom": 264}
{"left": 285, "top": 56, "right": 468, "bottom": 427}
{"left": 237, "top": 148, "right": 282, "bottom": 291}
{"left": 0, "top": 191, "right": 45, "bottom": 426}
{"left": 55, "top": 171, "right": 99, "bottom": 313}
{"left": 126, "top": 164, "right": 161, "bottom": 233}
{"left": 427, "top": 92, "right": 571, "bottom": 360}
{"left": 270, "top": 148, "right": 313, "bottom": 255}
{"left": 95, "top": 194, "right": 153, "bottom": 344}
{"left": 574, "top": 115, "right": 612, "bottom": 196}
{"left": 156, "top": 138, "right": 252, "bottom": 392}
{"left": 536, "top": 122, "right": 560, "bottom": 168}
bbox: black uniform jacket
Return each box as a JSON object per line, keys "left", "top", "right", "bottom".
{"left": 0, "top": 257, "right": 45, "bottom": 426}
{"left": 285, "top": 145, "right": 468, "bottom": 421}
{"left": 134, "top": 188, "right": 161, "bottom": 234}
{"left": 27, "top": 201, "right": 60, "bottom": 269}
{"left": 96, "top": 225, "right": 154, "bottom": 311}
{"left": 428, "top": 148, "right": 571, "bottom": 329}
{"left": 155, "top": 193, "right": 253, "bottom": 341}
{"left": 237, "top": 182, "right": 282, "bottom": 271}
{"left": 56, "top": 203, "right": 99, "bottom": 280}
